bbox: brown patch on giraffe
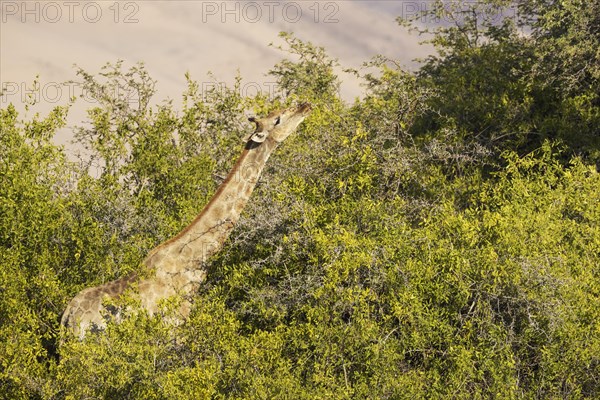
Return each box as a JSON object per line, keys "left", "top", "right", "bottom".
{"left": 243, "top": 183, "right": 254, "bottom": 198}
{"left": 210, "top": 204, "right": 225, "bottom": 221}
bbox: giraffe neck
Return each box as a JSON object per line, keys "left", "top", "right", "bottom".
{"left": 143, "top": 137, "right": 279, "bottom": 284}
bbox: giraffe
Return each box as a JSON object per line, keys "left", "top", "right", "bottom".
{"left": 61, "top": 102, "right": 312, "bottom": 340}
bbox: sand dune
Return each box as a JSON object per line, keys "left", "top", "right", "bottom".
{"left": 1, "top": 1, "right": 431, "bottom": 147}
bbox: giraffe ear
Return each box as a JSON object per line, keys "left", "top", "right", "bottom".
{"left": 243, "top": 118, "right": 256, "bottom": 142}
{"left": 247, "top": 117, "right": 267, "bottom": 142}
{"left": 250, "top": 131, "right": 268, "bottom": 143}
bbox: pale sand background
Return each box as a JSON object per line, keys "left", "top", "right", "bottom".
{"left": 0, "top": 1, "right": 432, "bottom": 151}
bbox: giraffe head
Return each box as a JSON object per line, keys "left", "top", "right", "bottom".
{"left": 247, "top": 102, "right": 311, "bottom": 144}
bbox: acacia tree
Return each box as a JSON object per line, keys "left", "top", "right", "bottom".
{"left": 400, "top": 0, "right": 600, "bottom": 161}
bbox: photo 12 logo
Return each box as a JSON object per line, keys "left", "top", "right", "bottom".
{"left": 0, "top": 80, "right": 285, "bottom": 106}
{"left": 201, "top": 81, "right": 284, "bottom": 101}
{"left": 399, "top": 1, "right": 517, "bottom": 25}
{"left": 200, "top": 1, "right": 339, "bottom": 23}
{"left": 1, "top": 81, "right": 140, "bottom": 106}
{"left": 1, "top": 1, "right": 140, "bottom": 23}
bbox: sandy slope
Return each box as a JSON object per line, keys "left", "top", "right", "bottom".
{"left": 0, "top": 1, "right": 431, "bottom": 147}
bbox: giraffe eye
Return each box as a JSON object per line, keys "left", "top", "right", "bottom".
{"left": 274, "top": 116, "right": 281, "bottom": 126}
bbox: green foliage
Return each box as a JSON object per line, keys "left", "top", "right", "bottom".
{"left": 523, "top": 0, "right": 600, "bottom": 160}
{"left": 0, "top": 104, "right": 73, "bottom": 398}
{"left": 1, "top": 14, "right": 599, "bottom": 398}
{"left": 269, "top": 31, "right": 341, "bottom": 103}
{"left": 401, "top": 0, "right": 600, "bottom": 161}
